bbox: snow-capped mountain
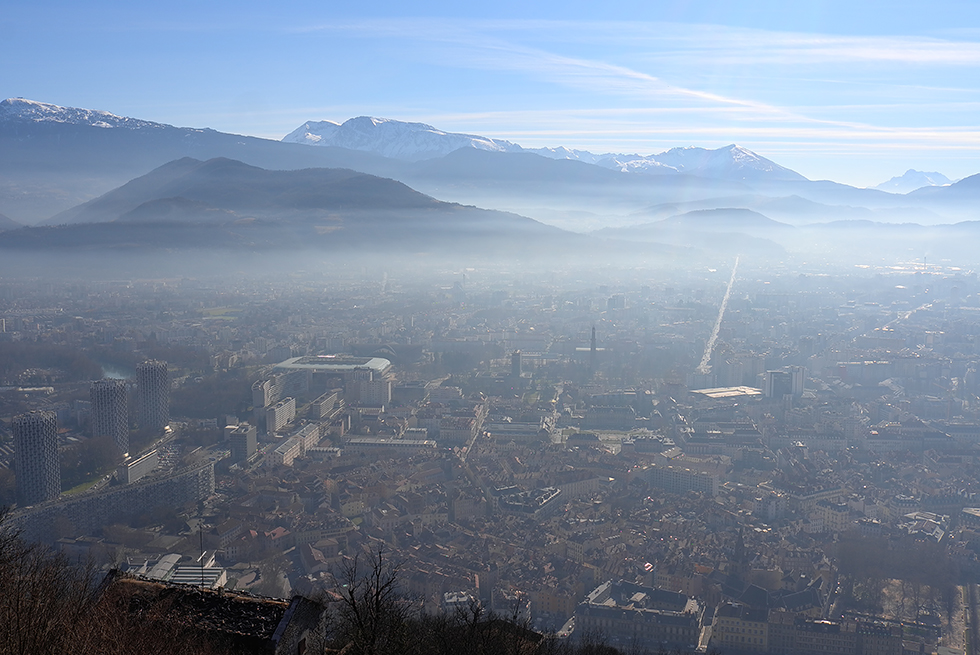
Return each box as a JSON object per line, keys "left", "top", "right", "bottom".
{"left": 523, "top": 146, "right": 605, "bottom": 165}
{"left": 285, "top": 120, "right": 341, "bottom": 144}
{"left": 283, "top": 115, "right": 806, "bottom": 181}
{"left": 521, "top": 144, "right": 800, "bottom": 180}
{"left": 640, "top": 145, "right": 805, "bottom": 181}
{"left": 873, "top": 169, "right": 952, "bottom": 194}
{"left": 283, "top": 116, "right": 524, "bottom": 161}
{"left": 0, "top": 97, "right": 166, "bottom": 130}
{"left": 593, "top": 155, "right": 678, "bottom": 174}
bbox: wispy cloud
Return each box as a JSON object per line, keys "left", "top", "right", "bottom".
{"left": 634, "top": 26, "right": 980, "bottom": 66}
{"left": 298, "top": 18, "right": 835, "bottom": 128}
{"left": 289, "top": 17, "right": 980, "bottom": 181}
{"left": 301, "top": 18, "right": 980, "bottom": 67}
{"left": 315, "top": 20, "right": 979, "bottom": 140}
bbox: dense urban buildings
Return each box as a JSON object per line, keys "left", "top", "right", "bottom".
{"left": 3, "top": 260, "right": 980, "bottom": 653}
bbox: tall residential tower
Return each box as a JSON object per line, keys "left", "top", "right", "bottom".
{"left": 137, "top": 360, "right": 170, "bottom": 432}
{"left": 13, "top": 410, "right": 60, "bottom": 506}
{"left": 90, "top": 378, "right": 129, "bottom": 456}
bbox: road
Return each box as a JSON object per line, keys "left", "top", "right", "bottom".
{"left": 968, "top": 584, "right": 978, "bottom": 655}
{"left": 824, "top": 571, "right": 841, "bottom": 619}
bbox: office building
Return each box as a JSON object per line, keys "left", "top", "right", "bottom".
{"left": 266, "top": 397, "right": 296, "bottom": 434}
{"left": 228, "top": 424, "right": 257, "bottom": 462}
{"left": 13, "top": 410, "right": 60, "bottom": 506}
{"left": 90, "top": 378, "right": 129, "bottom": 456}
{"left": 252, "top": 374, "right": 286, "bottom": 409}
{"left": 137, "top": 360, "right": 170, "bottom": 432}
{"left": 117, "top": 449, "right": 159, "bottom": 484}
{"left": 358, "top": 378, "right": 392, "bottom": 406}
{"left": 764, "top": 366, "right": 805, "bottom": 398}
{"left": 576, "top": 580, "right": 703, "bottom": 649}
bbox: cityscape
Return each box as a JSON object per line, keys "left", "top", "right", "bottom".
{"left": 3, "top": 2, "right": 980, "bottom": 653}
{"left": 3, "top": 256, "right": 980, "bottom": 654}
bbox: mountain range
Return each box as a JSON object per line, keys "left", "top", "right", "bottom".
{"left": 3, "top": 152, "right": 980, "bottom": 271}
{"left": 872, "top": 169, "right": 953, "bottom": 194}
{"left": 284, "top": 115, "right": 804, "bottom": 182}
{"left": 1, "top": 97, "right": 979, "bottom": 270}
{"left": 4, "top": 98, "right": 978, "bottom": 231}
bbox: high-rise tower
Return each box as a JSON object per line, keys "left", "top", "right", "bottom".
{"left": 91, "top": 378, "right": 129, "bottom": 456}
{"left": 590, "top": 326, "right": 597, "bottom": 375}
{"left": 137, "top": 360, "right": 170, "bottom": 432}
{"left": 13, "top": 410, "right": 60, "bottom": 506}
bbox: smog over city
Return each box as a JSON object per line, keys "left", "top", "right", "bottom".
{"left": 3, "top": 2, "right": 980, "bottom": 654}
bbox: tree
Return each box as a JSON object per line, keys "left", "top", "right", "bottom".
{"left": 942, "top": 583, "right": 960, "bottom": 630}
{"left": 253, "top": 551, "right": 290, "bottom": 598}
{"left": 0, "top": 512, "right": 233, "bottom": 655}
{"left": 60, "top": 434, "right": 123, "bottom": 491}
{"left": 334, "top": 545, "right": 408, "bottom": 655}
{"left": 0, "top": 514, "right": 99, "bottom": 654}
{"left": 0, "top": 469, "right": 16, "bottom": 507}
{"left": 326, "top": 546, "right": 628, "bottom": 655}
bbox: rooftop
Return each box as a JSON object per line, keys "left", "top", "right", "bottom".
{"left": 689, "top": 386, "right": 763, "bottom": 399}
{"left": 101, "top": 573, "right": 294, "bottom": 644}
{"left": 274, "top": 355, "right": 391, "bottom": 373}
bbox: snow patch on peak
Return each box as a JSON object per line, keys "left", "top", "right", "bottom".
{"left": 304, "top": 120, "right": 341, "bottom": 130}
{"left": 526, "top": 146, "right": 603, "bottom": 164}
{"left": 872, "top": 169, "right": 952, "bottom": 194}
{"left": 0, "top": 97, "right": 166, "bottom": 130}
{"left": 594, "top": 155, "right": 677, "bottom": 174}
{"left": 283, "top": 120, "right": 340, "bottom": 145}
{"left": 727, "top": 145, "right": 762, "bottom": 162}
{"left": 282, "top": 115, "right": 523, "bottom": 161}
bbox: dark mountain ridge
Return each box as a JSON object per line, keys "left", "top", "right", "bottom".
{"left": 0, "top": 212, "right": 20, "bottom": 231}
{"left": 2, "top": 157, "right": 601, "bottom": 260}
{"left": 48, "top": 157, "right": 441, "bottom": 225}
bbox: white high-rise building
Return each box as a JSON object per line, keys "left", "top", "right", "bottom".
{"left": 137, "top": 360, "right": 170, "bottom": 432}
{"left": 13, "top": 410, "right": 60, "bottom": 506}
{"left": 91, "top": 378, "right": 129, "bottom": 455}
{"left": 266, "top": 397, "right": 296, "bottom": 434}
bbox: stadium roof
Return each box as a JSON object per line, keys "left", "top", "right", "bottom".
{"left": 689, "top": 386, "right": 762, "bottom": 399}
{"left": 274, "top": 355, "right": 391, "bottom": 373}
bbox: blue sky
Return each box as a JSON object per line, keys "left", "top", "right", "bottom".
{"left": 4, "top": 0, "right": 980, "bottom": 186}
